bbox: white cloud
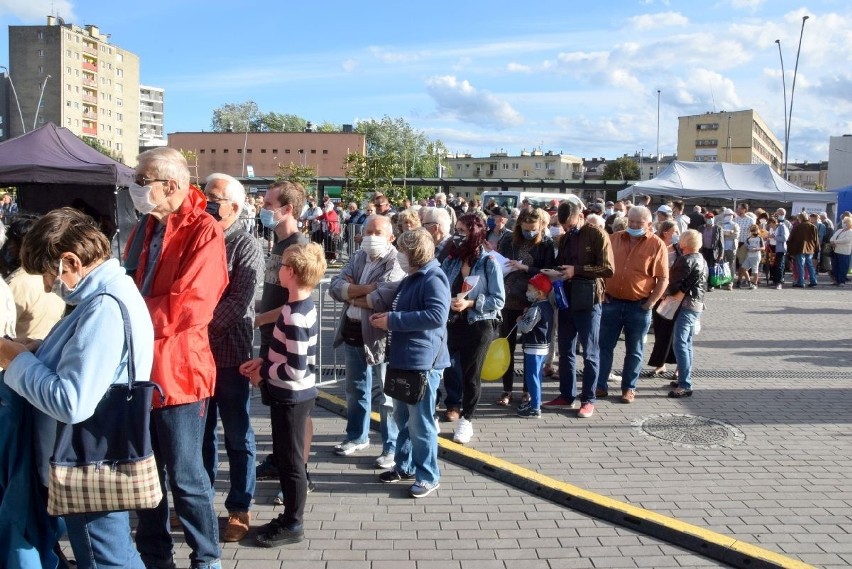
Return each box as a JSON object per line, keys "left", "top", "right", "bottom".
{"left": 341, "top": 59, "right": 358, "bottom": 72}
{"left": 506, "top": 62, "right": 532, "bottom": 73}
{"left": 729, "top": 0, "right": 765, "bottom": 8}
{"left": 425, "top": 75, "right": 523, "bottom": 129}
{"left": 627, "top": 11, "right": 689, "bottom": 30}
{"left": 0, "top": 0, "right": 75, "bottom": 22}
{"left": 671, "top": 68, "right": 743, "bottom": 113}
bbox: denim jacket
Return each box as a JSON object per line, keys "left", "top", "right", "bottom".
{"left": 441, "top": 250, "right": 505, "bottom": 323}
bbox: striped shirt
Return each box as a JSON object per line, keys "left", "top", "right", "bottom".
{"left": 261, "top": 298, "right": 318, "bottom": 403}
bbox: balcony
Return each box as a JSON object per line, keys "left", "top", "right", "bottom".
{"left": 82, "top": 78, "right": 97, "bottom": 88}
{"left": 82, "top": 126, "right": 97, "bottom": 135}
{"left": 83, "top": 44, "right": 98, "bottom": 56}
{"left": 82, "top": 94, "right": 97, "bottom": 104}
{"left": 82, "top": 61, "right": 97, "bottom": 72}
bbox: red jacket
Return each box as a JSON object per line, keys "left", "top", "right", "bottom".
{"left": 125, "top": 188, "right": 228, "bottom": 407}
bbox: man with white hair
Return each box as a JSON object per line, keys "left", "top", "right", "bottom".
{"left": 124, "top": 147, "right": 228, "bottom": 569}
{"left": 329, "top": 215, "right": 404, "bottom": 468}
{"left": 433, "top": 192, "right": 457, "bottom": 227}
{"left": 201, "top": 174, "right": 264, "bottom": 543}
{"left": 420, "top": 207, "right": 453, "bottom": 263}
{"left": 596, "top": 206, "right": 669, "bottom": 404}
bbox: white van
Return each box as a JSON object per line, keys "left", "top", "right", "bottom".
{"left": 480, "top": 190, "right": 584, "bottom": 212}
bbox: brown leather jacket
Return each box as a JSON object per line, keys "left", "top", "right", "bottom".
{"left": 787, "top": 221, "right": 819, "bottom": 255}
{"left": 555, "top": 224, "right": 615, "bottom": 303}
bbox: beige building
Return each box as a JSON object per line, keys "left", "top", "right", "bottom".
{"left": 677, "top": 110, "right": 782, "bottom": 173}
{"left": 787, "top": 161, "right": 828, "bottom": 191}
{"left": 168, "top": 131, "right": 366, "bottom": 183}
{"left": 6, "top": 16, "right": 140, "bottom": 163}
{"left": 443, "top": 150, "right": 584, "bottom": 199}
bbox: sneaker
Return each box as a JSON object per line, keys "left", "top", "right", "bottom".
{"left": 374, "top": 451, "right": 395, "bottom": 470}
{"left": 620, "top": 389, "right": 636, "bottom": 403}
{"left": 517, "top": 406, "right": 541, "bottom": 418}
{"left": 379, "top": 469, "right": 415, "bottom": 483}
{"left": 273, "top": 490, "right": 284, "bottom": 505}
{"left": 254, "top": 514, "right": 304, "bottom": 548}
{"left": 734, "top": 281, "right": 742, "bottom": 288}
{"left": 334, "top": 440, "right": 369, "bottom": 456}
{"left": 746, "top": 282, "right": 756, "bottom": 290}
{"left": 222, "top": 512, "right": 250, "bottom": 543}
{"left": 807, "top": 282, "right": 818, "bottom": 288}
{"left": 542, "top": 395, "right": 573, "bottom": 407}
{"left": 452, "top": 417, "right": 474, "bottom": 444}
{"left": 409, "top": 481, "right": 440, "bottom": 498}
{"left": 774, "top": 284, "right": 782, "bottom": 290}
{"left": 578, "top": 402, "right": 595, "bottom": 418}
{"left": 595, "top": 388, "right": 609, "bottom": 399}
{"left": 255, "top": 454, "right": 279, "bottom": 480}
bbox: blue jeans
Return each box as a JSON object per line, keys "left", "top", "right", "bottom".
{"left": 795, "top": 254, "right": 817, "bottom": 285}
{"left": 202, "top": 366, "right": 256, "bottom": 513}
{"left": 392, "top": 369, "right": 441, "bottom": 486}
{"left": 343, "top": 343, "right": 398, "bottom": 453}
{"left": 523, "top": 353, "right": 545, "bottom": 410}
{"left": 598, "top": 299, "right": 652, "bottom": 392}
{"left": 557, "top": 304, "right": 602, "bottom": 403}
{"left": 65, "top": 511, "right": 143, "bottom": 569}
{"left": 671, "top": 309, "right": 701, "bottom": 391}
{"left": 136, "top": 400, "right": 221, "bottom": 569}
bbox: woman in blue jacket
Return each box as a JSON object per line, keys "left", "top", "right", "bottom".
{"left": 440, "top": 214, "right": 505, "bottom": 444}
{"left": 370, "top": 228, "right": 449, "bottom": 498}
{"left": 0, "top": 208, "right": 154, "bottom": 569}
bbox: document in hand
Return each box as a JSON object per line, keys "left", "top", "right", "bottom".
{"left": 487, "top": 250, "right": 516, "bottom": 276}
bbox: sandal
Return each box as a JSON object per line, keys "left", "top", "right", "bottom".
{"left": 641, "top": 369, "right": 664, "bottom": 378}
{"left": 496, "top": 392, "right": 513, "bottom": 406}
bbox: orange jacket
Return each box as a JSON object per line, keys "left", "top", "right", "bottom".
{"left": 125, "top": 188, "right": 228, "bottom": 407}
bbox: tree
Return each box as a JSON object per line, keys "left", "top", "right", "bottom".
{"left": 81, "top": 135, "right": 122, "bottom": 163}
{"left": 315, "top": 121, "right": 340, "bottom": 133}
{"left": 602, "top": 157, "right": 640, "bottom": 181}
{"left": 276, "top": 162, "right": 316, "bottom": 193}
{"left": 258, "top": 112, "right": 307, "bottom": 132}
{"left": 211, "top": 101, "right": 260, "bottom": 132}
{"left": 342, "top": 152, "right": 404, "bottom": 206}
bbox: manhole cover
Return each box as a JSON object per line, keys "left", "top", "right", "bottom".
{"left": 635, "top": 414, "right": 745, "bottom": 449}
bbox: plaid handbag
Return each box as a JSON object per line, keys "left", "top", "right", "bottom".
{"left": 47, "top": 293, "right": 163, "bottom": 516}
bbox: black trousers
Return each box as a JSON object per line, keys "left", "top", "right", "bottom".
{"left": 271, "top": 398, "right": 314, "bottom": 529}
{"left": 499, "top": 308, "right": 525, "bottom": 393}
{"left": 445, "top": 319, "right": 497, "bottom": 420}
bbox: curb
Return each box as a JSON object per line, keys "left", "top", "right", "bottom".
{"left": 316, "top": 390, "right": 814, "bottom": 569}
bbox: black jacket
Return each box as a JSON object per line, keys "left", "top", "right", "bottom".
{"left": 667, "top": 252, "right": 707, "bottom": 303}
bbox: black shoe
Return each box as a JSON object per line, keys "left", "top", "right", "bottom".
{"left": 792, "top": 283, "right": 804, "bottom": 288}
{"left": 379, "top": 470, "right": 416, "bottom": 483}
{"left": 255, "top": 514, "right": 304, "bottom": 548}
{"left": 256, "top": 454, "right": 279, "bottom": 480}
{"left": 807, "top": 283, "right": 818, "bottom": 288}
{"left": 307, "top": 477, "right": 316, "bottom": 494}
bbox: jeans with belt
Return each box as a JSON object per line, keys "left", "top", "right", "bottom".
{"left": 597, "top": 298, "right": 652, "bottom": 393}
{"left": 557, "top": 304, "right": 602, "bottom": 403}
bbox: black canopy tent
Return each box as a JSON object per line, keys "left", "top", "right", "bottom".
{"left": 0, "top": 122, "right": 137, "bottom": 255}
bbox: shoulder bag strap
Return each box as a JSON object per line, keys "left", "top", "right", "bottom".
{"left": 98, "top": 292, "right": 135, "bottom": 393}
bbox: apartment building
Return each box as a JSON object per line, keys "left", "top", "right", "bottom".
{"left": 139, "top": 85, "right": 166, "bottom": 148}
{"left": 786, "top": 161, "right": 828, "bottom": 191}
{"left": 676, "top": 109, "right": 782, "bottom": 173}
{"left": 5, "top": 16, "right": 140, "bottom": 162}
{"left": 167, "top": 130, "right": 366, "bottom": 183}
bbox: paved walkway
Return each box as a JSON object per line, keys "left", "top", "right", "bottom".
{"left": 62, "top": 276, "right": 851, "bottom": 568}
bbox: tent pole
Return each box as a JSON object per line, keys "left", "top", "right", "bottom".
{"left": 113, "top": 186, "right": 122, "bottom": 260}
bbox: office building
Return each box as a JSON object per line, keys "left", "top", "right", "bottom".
{"left": 677, "top": 109, "right": 782, "bottom": 173}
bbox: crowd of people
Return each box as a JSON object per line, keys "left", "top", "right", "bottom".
{"left": 0, "top": 150, "right": 849, "bottom": 568}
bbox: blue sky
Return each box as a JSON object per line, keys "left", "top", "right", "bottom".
{"left": 2, "top": 0, "right": 851, "bottom": 163}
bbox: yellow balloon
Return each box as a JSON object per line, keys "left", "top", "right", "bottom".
{"left": 481, "top": 337, "right": 511, "bottom": 381}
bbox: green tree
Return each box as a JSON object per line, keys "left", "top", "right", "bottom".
{"left": 259, "top": 112, "right": 307, "bottom": 132}
{"left": 81, "top": 135, "right": 122, "bottom": 163}
{"left": 211, "top": 101, "right": 260, "bottom": 132}
{"left": 315, "top": 121, "right": 340, "bottom": 133}
{"left": 602, "top": 157, "right": 640, "bottom": 181}
{"left": 342, "top": 153, "right": 405, "bottom": 206}
{"left": 276, "top": 162, "right": 317, "bottom": 193}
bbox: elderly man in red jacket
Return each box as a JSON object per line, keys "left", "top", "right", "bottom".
{"left": 124, "top": 147, "right": 228, "bottom": 569}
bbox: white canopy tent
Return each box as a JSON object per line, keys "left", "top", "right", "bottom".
{"left": 617, "top": 161, "right": 836, "bottom": 205}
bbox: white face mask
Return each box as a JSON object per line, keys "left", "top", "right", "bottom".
{"left": 549, "top": 226, "right": 562, "bottom": 238}
{"left": 525, "top": 290, "right": 540, "bottom": 302}
{"left": 396, "top": 252, "right": 413, "bottom": 274}
{"left": 128, "top": 182, "right": 161, "bottom": 215}
{"left": 51, "top": 258, "right": 82, "bottom": 305}
{"left": 361, "top": 235, "right": 388, "bottom": 258}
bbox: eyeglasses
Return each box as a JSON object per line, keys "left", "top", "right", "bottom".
{"left": 134, "top": 176, "right": 169, "bottom": 186}
{"left": 205, "top": 195, "right": 229, "bottom": 204}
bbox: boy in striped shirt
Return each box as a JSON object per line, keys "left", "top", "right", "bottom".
{"left": 241, "top": 242, "right": 326, "bottom": 547}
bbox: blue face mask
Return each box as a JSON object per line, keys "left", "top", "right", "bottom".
{"left": 671, "top": 233, "right": 680, "bottom": 245}
{"left": 259, "top": 208, "right": 278, "bottom": 229}
{"left": 486, "top": 217, "right": 496, "bottom": 230}
{"left": 626, "top": 227, "right": 646, "bottom": 238}
{"left": 523, "top": 230, "right": 537, "bottom": 240}
{"left": 205, "top": 201, "right": 222, "bottom": 221}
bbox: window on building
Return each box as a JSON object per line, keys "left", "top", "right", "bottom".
{"left": 38, "top": 31, "right": 43, "bottom": 40}
{"left": 37, "top": 49, "right": 44, "bottom": 57}
{"left": 66, "top": 49, "right": 71, "bottom": 57}
{"left": 323, "top": 149, "right": 328, "bottom": 154}
{"left": 116, "top": 98, "right": 122, "bottom": 107}
{"left": 116, "top": 128, "right": 122, "bottom": 135}
{"left": 261, "top": 149, "right": 267, "bottom": 153}
{"left": 199, "top": 149, "right": 205, "bottom": 154}
{"left": 116, "top": 112, "right": 122, "bottom": 121}
{"left": 285, "top": 149, "right": 290, "bottom": 154}
{"left": 237, "top": 149, "right": 242, "bottom": 154}
{"left": 116, "top": 143, "right": 122, "bottom": 151}
{"left": 534, "top": 162, "right": 542, "bottom": 170}
{"left": 210, "top": 149, "right": 216, "bottom": 154}
{"left": 310, "top": 149, "right": 316, "bottom": 154}
{"left": 272, "top": 149, "right": 278, "bottom": 154}
{"left": 223, "top": 149, "right": 229, "bottom": 154}
{"left": 66, "top": 100, "right": 71, "bottom": 107}
{"left": 116, "top": 68, "right": 123, "bottom": 78}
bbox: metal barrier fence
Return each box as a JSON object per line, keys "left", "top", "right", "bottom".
{"left": 246, "top": 214, "right": 363, "bottom": 266}
{"left": 314, "top": 276, "right": 345, "bottom": 386}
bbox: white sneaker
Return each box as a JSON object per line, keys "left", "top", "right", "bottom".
{"left": 452, "top": 417, "right": 473, "bottom": 444}
{"left": 374, "top": 451, "right": 395, "bottom": 469}
{"left": 334, "top": 439, "right": 369, "bottom": 456}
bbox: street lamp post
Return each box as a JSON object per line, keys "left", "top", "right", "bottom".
{"left": 774, "top": 39, "right": 788, "bottom": 178}
{"left": 0, "top": 65, "right": 26, "bottom": 135}
{"left": 33, "top": 74, "right": 51, "bottom": 130}
{"left": 786, "top": 15, "right": 809, "bottom": 180}
{"left": 656, "top": 89, "right": 661, "bottom": 173}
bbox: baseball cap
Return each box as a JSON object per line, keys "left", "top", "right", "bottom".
{"left": 656, "top": 205, "right": 673, "bottom": 216}
{"left": 491, "top": 206, "right": 510, "bottom": 219}
{"left": 528, "top": 273, "right": 553, "bottom": 295}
